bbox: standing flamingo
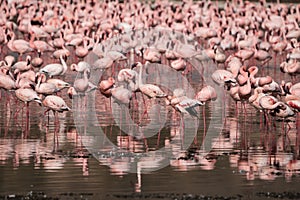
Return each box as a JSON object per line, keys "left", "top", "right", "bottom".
{"left": 35, "top": 73, "right": 58, "bottom": 95}
{"left": 15, "top": 87, "right": 42, "bottom": 137}
{"left": 6, "top": 31, "right": 33, "bottom": 59}
{"left": 39, "top": 55, "right": 68, "bottom": 77}
{"left": 133, "top": 62, "right": 167, "bottom": 98}
{"left": 42, "top": 95, "right": 71, "bottom": 141}
{"left": 72, "top": 68, "right": 90, "bottom": 95}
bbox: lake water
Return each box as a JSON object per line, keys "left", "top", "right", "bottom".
{"left": 0, "top": 46, "right": 299, "bottom": 200}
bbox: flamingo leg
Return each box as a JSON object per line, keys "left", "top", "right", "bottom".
{"left": 25, "top": 102, "right": 29, "bottom": 138}
{"left": 296, "top": 113, "right": 300, "bottom": 152}
{"left": 203, "top": 106, "right": 206, "bottom": 137}
{"left": 54, "top": 111, "right": 60, "bottom": 148}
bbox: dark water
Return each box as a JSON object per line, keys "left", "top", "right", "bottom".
{"left": 0, "top": 48, "right": 299, "bottom": 200}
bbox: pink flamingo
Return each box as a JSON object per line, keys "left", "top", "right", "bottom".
{"left": 194, "top": 85, "right": 217, "bottom": 133}
{"left": 133, "top": 62, "right": 167, "bottom": 98}
{"left": 52, "top": 45, "right": 70, "bottom": 59}
{"left": 42, "top": 95, "right": 71, "bottom": 139}
{"left": 72, "top": 68, "right": 90, "bottom": 95}
{"left": 117, "top": 68, "right": 139, "bottom": 92}
{"left": 39, "top": 55, "right": 68, "bottom": 77}
{"left": 35, "top": 73, "right": 57, "bottom": 95}
{"left": 254, "top": 46, "right": 272, "bottom": 66}
{"left": 283, "top": 82, "right": 300, "bottom": 96}
{"left": 75, "top": 38, "right": 90, "bottom": 58}
{"left": 70, "top": 61, "right": 91, "bottom": 73}
{"left": 285, "top": 95, "right": 300, "bottom": 112}
{"left": 0, "top": 69, "right": 16, "bottom": 91}
{"left": 195, "top": 85, "right": 217, "bottom": 102}
{"left": 31, "top": 56, "right": 44, "bottom": 68}
{"left": 15, "top": 87, "right": 42, "bottom": 136}
{"left": 170, "top": 57, "right": 186, "bottom": 71}
{"left": 168, "top": 88, "right": 204, "bottom": 118}
{"left": 234, "top": 49, "right": 254, "bottom": 63}
{"left": 280, "top": 60, "right": 300, "bottom": 81}
{"left": 29, "top": 32, "right": 54, "bottom": 55}
{"left": 99, "top": 77, "right": 115, "bottom": 97}
{"left": 43, "top": 95, "right": 71, "bottom": 113}
{"left": 46, "top": 78, "right": 70, "bottom": 92}
{"left": 3, "top": 55, "right": 16, "bottom": 68}
{"left": 225, "top": 55, "right": 242, "bottom": 77}
{"left": 259, "top": 95, "right": 283, "bottom": 127}
{"left": 111, "top": 85, "right": 132, "bottom": 105}
{"left": 6, "top": 31, "right": 33, "bottom": 59}
{"left": 67, "top": 87, "right": 77, "bottom": 99}
{"left": 211, "top": 69, "right": 237, "bottom": 89}
{"left": 12, "top": 55, "right": 32, "bottom": 74}
{"left": 249, "top": 87, "right": 267, "bottom": 111}
{"left": 141, "top": 47, "right": 161, "bottom": 63}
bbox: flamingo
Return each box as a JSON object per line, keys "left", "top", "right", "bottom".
{"left": 168, "top": 88, "right": 204, "bottom": 117}
{"left": 170, "top": 57, "right": 186, "bottom": 71}
{"left": 15, "top": 73, "right": 35, "bottom": 89}
{"left": 133, "top": 62, "right": 167, "bottom": 98}
{"left": 195, "top": 85, "right": 217, "bottom": 102}
{"left": 46, "top": 78, "right": 70, "bottom": 92}
{"left": 67, "top": 87, "right": 77, "bottom": 99}
{"left": 171, "top": 39, "right": 200, "bottom": 58}
{"left": 211, "top": 69, "right": 237, "bottom": 89}
{"left": 99, "top": 77, "right": 115, "bottom": 97}
{"left": 174, "top": 97, "right": 204, "bottom": 118}
{"left": 225, "top": 55, "right": 243, "bottom": 77}
{"left": 11, "top": 55, "right": 32, "bottom": 74}
{"left": 213, "top": 46, "right": 226, "bottom": 65}
{"left": 72, "top": 68, "right": 90, "bottom": 95}
{"left": 3, "top": 55, "right": 16, "bottom": 68}
{"left": 39, "top": 55, "right": 68, "bottom": 77}
{"left": 270, "top": 103, "right": 295, "bottom": 119}
{"left": 31, "top": 56, "right": 43, "bottom": 68}
{"left": 42, "top": 95, "right": 71, "bottom": 136}
{"left": 93, "top": 56, "right": 114, "bottom": 70}
{"left": 52, "top": 45, "right": 71, "bottom": 59}
{"left": 111, "top": 85, "right": 132, "bottom": 105}
{"left": 117, "top": 68, "right": 139, "bottom": 92}
{"left": 283, "top": 82, "right": 300, "bottom": 96}
{"left": 280, "top": 59, "right": 300, "bottom": 80}
{"left": 18, "top": 70, "right": 35, "bottom": 82}
{"left": 234, "top": 49, "right": 254, "bottom": 63}
{"left": 248, "top": 87, "right": 267, "bottom": 111}
{"left": 0, "top": 69, "right": 16, "bottom": 90}
{"left": 254, "top": 46, "right": 272, "bottom": 65}
{"left": 43, "top": 95, "right": 71, "bottom": 113}
{"left": 259, "top": 95, "right": 283, "bottom": 126}
{"left": 141, "top": 47, "right": 162, "bottom": 63}
{"left": 75, "top": 38, "right": 90, "bottom": 58}
{"left": 285, "top": 95, "right": 300, "bottom": 112}
{"left": 29, "top": 32, "right": 55, "bottom": 54}
{"left": 15, "top": 87, "right": 42, "bottom": 136}
{"left": 35, "top": 73, "right": 57, "bottom": 95}
{"left": 259, "top": 95, "right": 282, "bottom": 111}
{"left": 238, "top": 78, "right": 252, "bottom": 111}
{"left": 70, "top": 61, "right": 91, "bottom": 73}
{"left": 6, "top": 31, "right": 33, "bottom": 58}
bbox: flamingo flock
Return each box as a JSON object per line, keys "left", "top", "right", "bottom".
{"left": 0, "top": 0, "right": 298, "bottom": 144}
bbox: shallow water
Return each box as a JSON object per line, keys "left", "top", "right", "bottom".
{"left": 0, "top": 46, "right": 300, "bottom": 200}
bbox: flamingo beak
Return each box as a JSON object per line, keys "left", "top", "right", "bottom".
{"left": 131, "top": 62, "right": 138, "bottom": 68}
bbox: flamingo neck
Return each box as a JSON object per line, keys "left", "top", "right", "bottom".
{"left": 60, "top": 56, "right": 68, "bottom": 74}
